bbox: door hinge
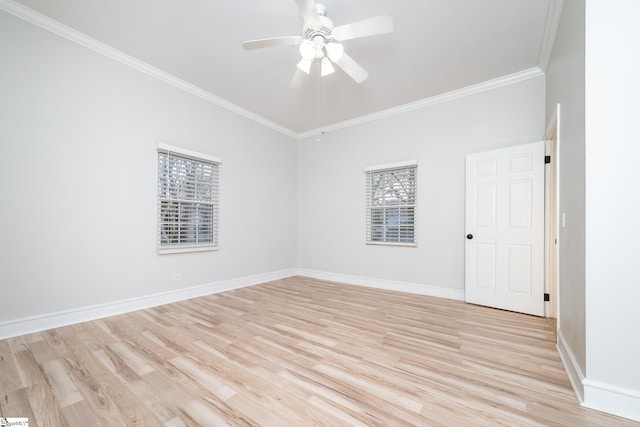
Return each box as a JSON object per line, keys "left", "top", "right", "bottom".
{"left": 545, "top": 155, "right": 551, "bottom": 164}
{"left": 544, "top": 293, "right": 550, "bottom": 302}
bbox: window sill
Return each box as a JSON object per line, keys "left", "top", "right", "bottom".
{"left": 366, "top": 241, "right": 417, "bottom": 248}
{"left": 157, "top": 246, "right": 219, "bottom": 255}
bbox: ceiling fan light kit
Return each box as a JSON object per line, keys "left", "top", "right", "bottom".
{"left": 299, "top": 40, "right": 315, "bottom": 60}
{"left": 320, "top": 57, "right": 335, "bottom": 76}
{"left": 296, "top": 58, "right": 313, "bottom": 74}
{"left": 242, "top": 0, "right": 393, "bottom": 84}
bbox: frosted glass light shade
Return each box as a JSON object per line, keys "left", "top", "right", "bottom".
{"left": 297, "top": 58, "right": 313, "bottom": 74}
{"left": 321, "top": 57, "right": 335, "bottom": 76}
{"left": 326, "top": 42, "right": 344, "bottom": 62}
{"left": 299, "top": 40, "right": 315, "bottom": 60}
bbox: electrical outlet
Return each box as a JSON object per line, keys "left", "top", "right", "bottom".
{"left": 172, "top": 273, "right": 182, "bottom": 281}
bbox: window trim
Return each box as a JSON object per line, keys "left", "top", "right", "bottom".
{"left": 364, "top": 160, "right": 418, "bottom": 172}
{"left": 158, "top": 143, "right": 221, "bottom": 164}
{"left": 365, "top": 160, "right": 418, "bottom": 247}
{"left": 157, "top": 143, "right": 222, "bottom": 255}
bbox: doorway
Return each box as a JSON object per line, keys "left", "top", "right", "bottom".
{"left": 545, "top": 106, "right": 560, "bottom": 324}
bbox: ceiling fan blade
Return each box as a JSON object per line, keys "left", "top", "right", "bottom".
{"left": 332, "top": 15, "right": 393, "bottom": 41}
{"left": 294, "top": 0, "right": 321, "bottom": 27}
{"left": 242, "top": 36, "right": 303, "bottom": 50}
{"left": 334, "top": 52, "right": 369, "bottom": 84}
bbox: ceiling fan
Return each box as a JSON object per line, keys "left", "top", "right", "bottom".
{"left": 242, "top": 0, "right": 393, "bottom": 84}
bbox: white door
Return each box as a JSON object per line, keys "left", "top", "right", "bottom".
{"left": 465, "top": 141, "right": 545, "bottom": 316}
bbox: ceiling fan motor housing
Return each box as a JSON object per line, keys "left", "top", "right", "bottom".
{"left": 303, "top": 5, "right": 334, "bottom": 41}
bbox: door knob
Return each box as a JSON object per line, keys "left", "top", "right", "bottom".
{"left": 466, "top": 234, "right": 473, "bottom": 240}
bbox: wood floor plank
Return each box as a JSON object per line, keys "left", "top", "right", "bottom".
{"left": 94, "top": 371, "right": 164, "bottom": 426}
{"left": 1, "top": 276, "right": 638, "bottom": 426}
{"left": 13, "top": 349, "right": 48, "bottom": 389}
{"left": 1, "top": 387, "right": 39, "bottom": 426}
{"left": 25, "top": 382, "right": 70, "bottom": 427}
{"left": 0, "top": 341, "right": 23, "bottom": 393}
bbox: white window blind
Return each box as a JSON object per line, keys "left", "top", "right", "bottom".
{"left": 365, "top": 161, "right": 417, "bottom": 246}
{"left": 157, "top": 144, "right": 221, "bottom": 253}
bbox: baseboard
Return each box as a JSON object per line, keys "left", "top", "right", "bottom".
{"left": 0, "top": 269, "right": 462, "bottom": 340}
{"left": 583, "top": 379, "right": 640, "bottom": 422}
{"left": 0, "top": 269, "right": 297, "bottom": 340}
{"left": 557, "top": 329, "right": 586, "bottom": 403}
{"left": 296, "top": 268, "right": 465, "bottom": 301}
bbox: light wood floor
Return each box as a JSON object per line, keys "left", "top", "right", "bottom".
{"left": 1, "top": 276, "right": 637, "bottom": 426}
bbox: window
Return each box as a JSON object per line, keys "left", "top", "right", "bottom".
{"left": 365, "top": 161, "right": 417, "bottom": 246}
{"left": 157, "top": 144, "right": 221, "bottom": 253}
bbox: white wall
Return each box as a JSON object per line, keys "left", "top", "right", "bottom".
{"left": 297, "top": 76, "right": 545, "bottom": 294}
{"left": 544, "top": 0, "right": 587, "bottom": 398}
{"left": 584, "top": 0, "right": 640, "bottom": 420}
{"left": 0, "top": 11, "right": 297, "bottom": 330}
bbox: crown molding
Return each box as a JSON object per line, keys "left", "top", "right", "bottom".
{"left": 538, "top": 0, "right": 565, "bottom": 72}
{"left": 296, "top": 67, "right": 545, "bottom": 139}
{"left": 1, "top": 0, "right": 549, "bottom": 141}
{"left": 0, "top": 0, "right": 299, "bottom": 139}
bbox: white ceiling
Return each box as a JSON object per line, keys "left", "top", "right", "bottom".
{"left": 8, "top": 0, "right": 555, "bottom": 136}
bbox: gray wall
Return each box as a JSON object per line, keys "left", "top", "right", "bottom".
{"left": 297, "top": 77, "right": 545, "bottom": 291}
{"left": 544, "top": 0, "right": 587, "bottom": 393}
{"left": 0, "top": 11, "right": 298, "bottom": 323}
{"left": 0, "top": 5, "right": 545, "bottom": 325}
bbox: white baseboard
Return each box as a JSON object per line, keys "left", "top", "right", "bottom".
{"left": 0, "top": 269, "right": 297, "bottom": 340}
{"left": 5, "top": 266, "right": 637, "bottom": 422}
{"left": 583, "top": 379, "right": 640, "bottom": 422}
{"left": 296, "top": 268, "right": 465, "bottom": 301}
{"left": 557, "top": 329, "right": 586, "bottom": 403}
{"left": 0, "top": 269, "right": 461, "bottom": 340}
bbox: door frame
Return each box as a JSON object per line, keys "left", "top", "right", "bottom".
{"left": 545, "top": 104, "right": 561, "bottom": 323}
